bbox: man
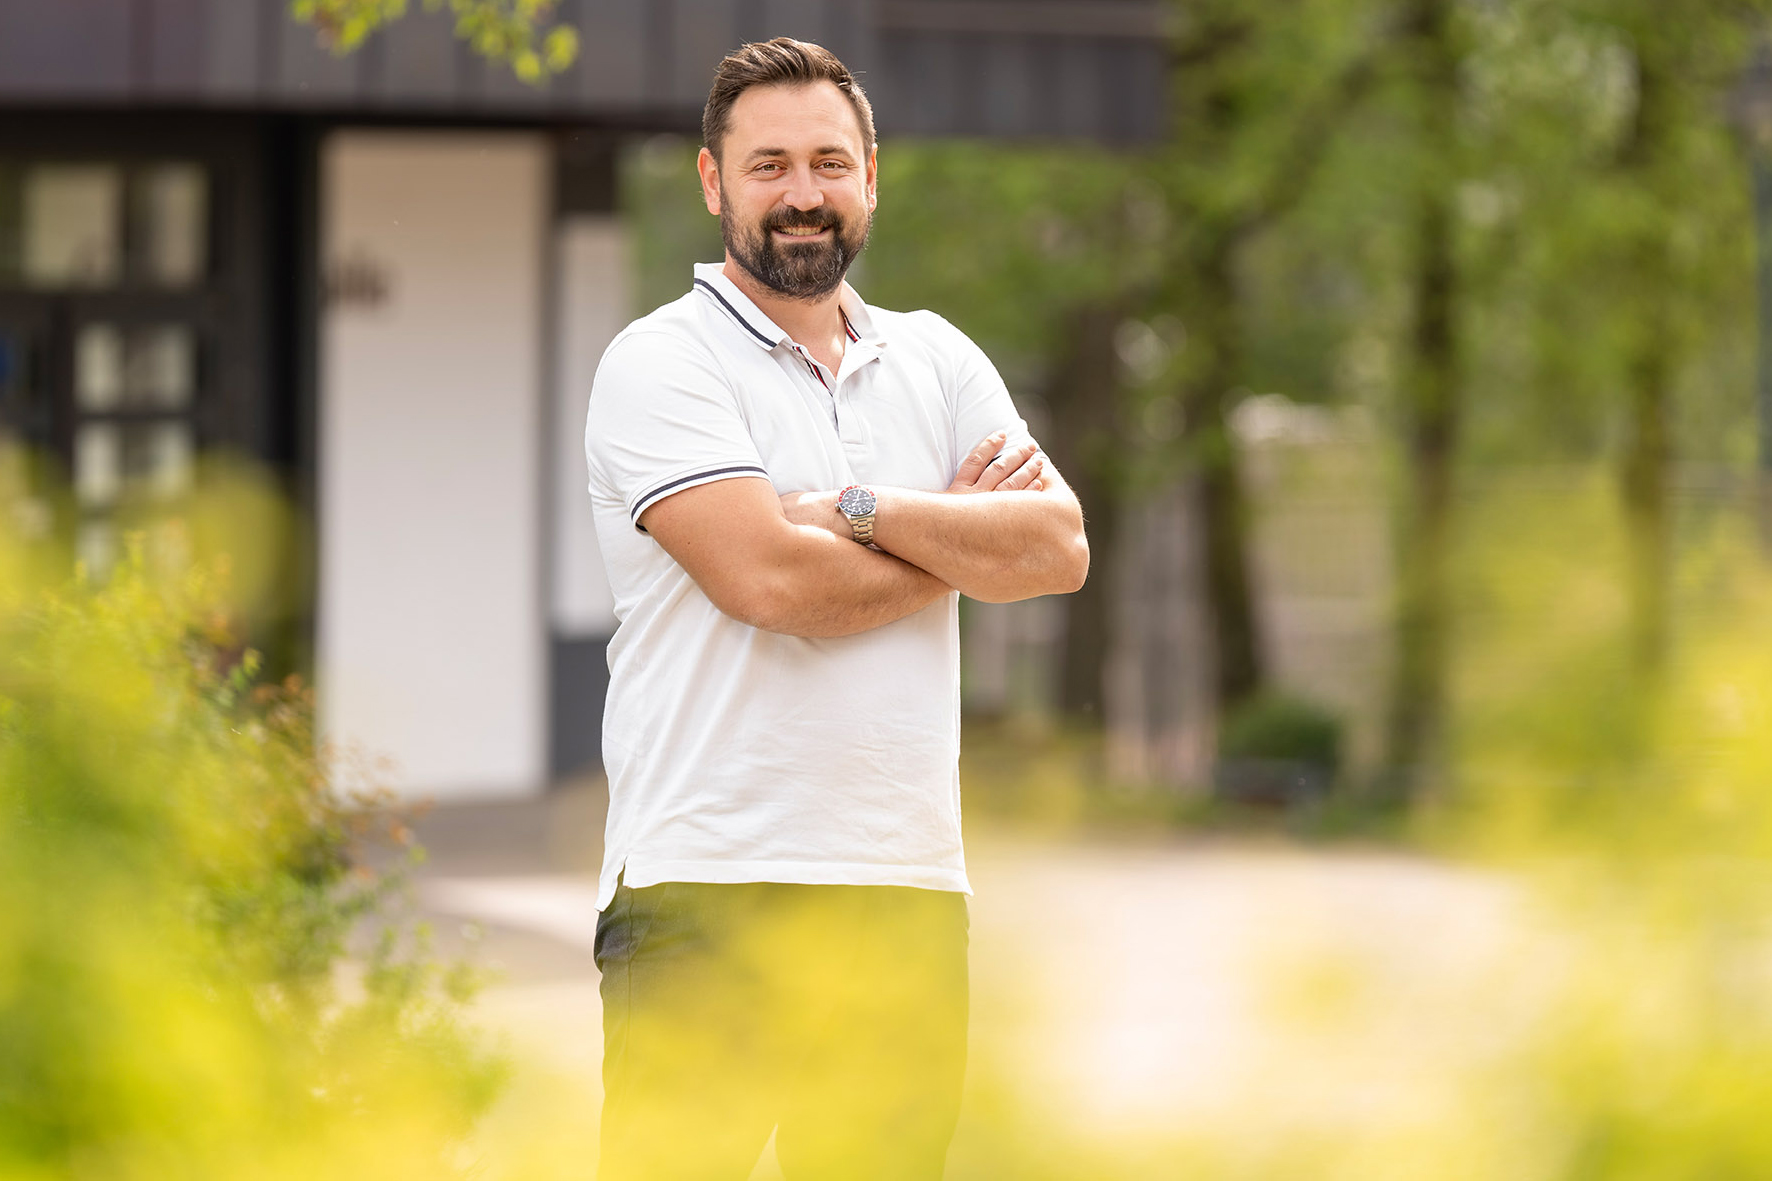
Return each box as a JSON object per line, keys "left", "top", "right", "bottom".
{"left": 584, "top": 37, "right": 1088, "bottom": 1179}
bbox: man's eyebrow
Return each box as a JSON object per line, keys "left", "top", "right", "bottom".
{"left": 741, "top": 144, "right": 858, "bottom": 163}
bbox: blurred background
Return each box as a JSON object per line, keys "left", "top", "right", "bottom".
{"left": 6, "top": 1, "right": 1772, "bottom": 1177}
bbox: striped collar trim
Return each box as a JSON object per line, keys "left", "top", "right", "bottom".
{"left": 691, "top": 263, "right": 885, "bottom": 351}
{"left": 693, "top": 275, "right": 784, "bottom": 349}
{"left": 837, "top": 284, "right": 883, "bottom": 346}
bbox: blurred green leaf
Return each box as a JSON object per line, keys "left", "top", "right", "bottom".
{"left": 287, "top": 0, "right": 576, "bottom": 81}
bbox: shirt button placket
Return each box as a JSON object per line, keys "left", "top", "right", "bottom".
{"left": 836, "top": 379, "right": 866, "bottom": 453}
{"left": 787, "top": 344, "right": 839, "bottom": 430}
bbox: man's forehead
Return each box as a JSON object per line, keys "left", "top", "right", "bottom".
{"left": 725, "top": 80, "right": 868, "bottom": 154}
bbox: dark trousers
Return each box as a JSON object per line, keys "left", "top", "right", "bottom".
{"left": 594, "top": 880, "right": 970, "bottom": 1180}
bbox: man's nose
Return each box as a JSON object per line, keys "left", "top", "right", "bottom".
{"left": 783, "top": 164, "right": 825, "bottom": 210}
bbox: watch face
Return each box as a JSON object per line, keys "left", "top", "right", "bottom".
{"left": 838, "top": 486, "right": 876, "bottom": 517}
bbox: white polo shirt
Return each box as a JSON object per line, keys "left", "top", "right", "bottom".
{"left": 583, "top": 262, "right": 1033, "bottom": 910}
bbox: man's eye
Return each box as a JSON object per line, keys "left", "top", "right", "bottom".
{"left": 756, "top": 163, "right": 783, "bottom": 174}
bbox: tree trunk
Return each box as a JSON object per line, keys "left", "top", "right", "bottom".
{"left": 1040, "top": 304, "right": 1126, "bottom": 721}
{"left": 1383, "top": 0, "right": 1461, "bottom": 798}
{"left": 1058, "top": 492, "right": 1119, "bottom": 719}
{"left": 1183, "top": 238, "right": 1265, "bottom": 718}
{"left": 1621, "top": 265, "right": 1672, "bottom": 671}
{"left": 1618, "top": 48, "right": 1673, "bottom": 673}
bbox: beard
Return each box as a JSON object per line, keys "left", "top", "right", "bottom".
{"left": 720, "top": 188, "right": 872, "bottom": 302}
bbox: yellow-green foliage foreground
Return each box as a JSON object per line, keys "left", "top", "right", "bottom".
{"left": 1400, "top": 475, "right": 1772, "bottom": 1181}
{"left": 942, "top": 472, "right": 1772, "bottom": 1181}
{"left": 0, "top": 469, "right": 504, "bottom": 1180}
{"left": 8, "top": 463, "right": 1772, "bottom": 1180}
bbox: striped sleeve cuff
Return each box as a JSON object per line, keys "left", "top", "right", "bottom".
{"left": 629, "top": 463, "right": 769, "bottom": 532}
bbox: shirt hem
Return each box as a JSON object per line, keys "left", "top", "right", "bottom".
{"left": 598, "top": 857, "right": 972, "bottom": 910}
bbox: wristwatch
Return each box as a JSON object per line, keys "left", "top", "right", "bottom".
{"left": 836, "top": 485, "right": 877, "bottom": 545}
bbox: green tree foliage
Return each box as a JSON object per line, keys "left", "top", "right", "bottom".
{"left": 860, "top": 0, "right": 1769, "bottom": 798}
{"left": 1153, "top": 0, "right": 1394, "bottom": 719}
{"left": 1366, "top": 0, "right": 1765, "bottom": 790}
{"left": 289, "top": 0, "right": 579, "bottom": 82}
{"left": 862, "top": 0, "right": 1396, "bottom": 727}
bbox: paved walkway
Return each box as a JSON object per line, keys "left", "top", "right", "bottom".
{"left": 402, "top": 786, "right": 1520, "bottom": 1178}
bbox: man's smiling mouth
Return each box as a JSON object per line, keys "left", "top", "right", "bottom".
{"left": 774, "top": 226, "right": 829, "bottom": 236}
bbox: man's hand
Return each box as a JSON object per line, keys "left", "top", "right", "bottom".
{"left": 947, "top": 431, "right": 1044, "bottom": 494}
{"left": 872, "top": 428, "right": 1086, "bottom": 601}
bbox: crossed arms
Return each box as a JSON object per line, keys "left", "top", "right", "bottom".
{"left": 638, "top": 432, "right": 1090, "bottom": 638}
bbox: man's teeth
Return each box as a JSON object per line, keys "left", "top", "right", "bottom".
{"left": 778, "top": 226, "right": 825, "bottom": 235}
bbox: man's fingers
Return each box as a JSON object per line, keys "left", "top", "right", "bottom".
{"left": 951, "top": 431, "right": 1006, "bottom": 490}
{"left": 998, "top": 454, "right": 1044, "bottom": 491}
{"left": 975, "top": 441, "right": 1039, "bottom": 492}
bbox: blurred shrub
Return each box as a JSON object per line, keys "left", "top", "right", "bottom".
{"left": 0, "top": 492, "right": 503, "bottom": 1178}
{"left": 1213, "top": 694, "right": 1344, "bottom": 808}
{"left": 1218, "top": 693, "right": 1344, "bottom": 773}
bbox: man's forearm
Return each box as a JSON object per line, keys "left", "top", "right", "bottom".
{"left": 745, "top": 523, "right": 951, "bottom": 638}
{"left": 640, "top": 476, "right": 950, "bottom": 639}
{"left": 869, "top": 483, "right": 1088, "bottom": 603}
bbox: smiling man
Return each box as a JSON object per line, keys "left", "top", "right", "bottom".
{"left": 584, "top": 37, "right": 1089, "bottom": 1179}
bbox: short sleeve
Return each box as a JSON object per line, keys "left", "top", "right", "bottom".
{"left": 921, "top": 313, "right": 1035, "bottom": 475}
{"left": 585, "top": 331, "right": 768, "bottom": 533}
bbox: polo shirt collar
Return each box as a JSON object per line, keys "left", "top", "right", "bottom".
{"left": 692, "top": 262, "right": 887, "bottom": 353}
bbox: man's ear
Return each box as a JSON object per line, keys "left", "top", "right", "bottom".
{"left": 697, "top": 147, "right": 722, "bottom": 216}
{"left": 866, "top": 144, "right": 878, "bottom": 212}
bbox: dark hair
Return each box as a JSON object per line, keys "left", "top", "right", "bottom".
{"left": 702, "top": 38, "right": 876, "bottom": 162}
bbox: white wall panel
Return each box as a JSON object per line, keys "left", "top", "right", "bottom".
{"left": 552, "top": 216, "right": 626, "bottom": 636}
{"left": 319, "top": 131, "right": 547, "bottom": 802}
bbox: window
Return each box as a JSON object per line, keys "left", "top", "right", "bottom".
{"left": 0, "top": 160, "right": 209, "bottom": 290}
{"left": 0, "top": 155, "right": 218, "bottom": 576}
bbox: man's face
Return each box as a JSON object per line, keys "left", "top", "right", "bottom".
{"left": 698, "top": 80, "right": 877, "bottom": 302}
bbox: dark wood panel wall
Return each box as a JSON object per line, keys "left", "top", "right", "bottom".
{"left": 0, "top": 0, "right": 1167, "bottom": 141}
